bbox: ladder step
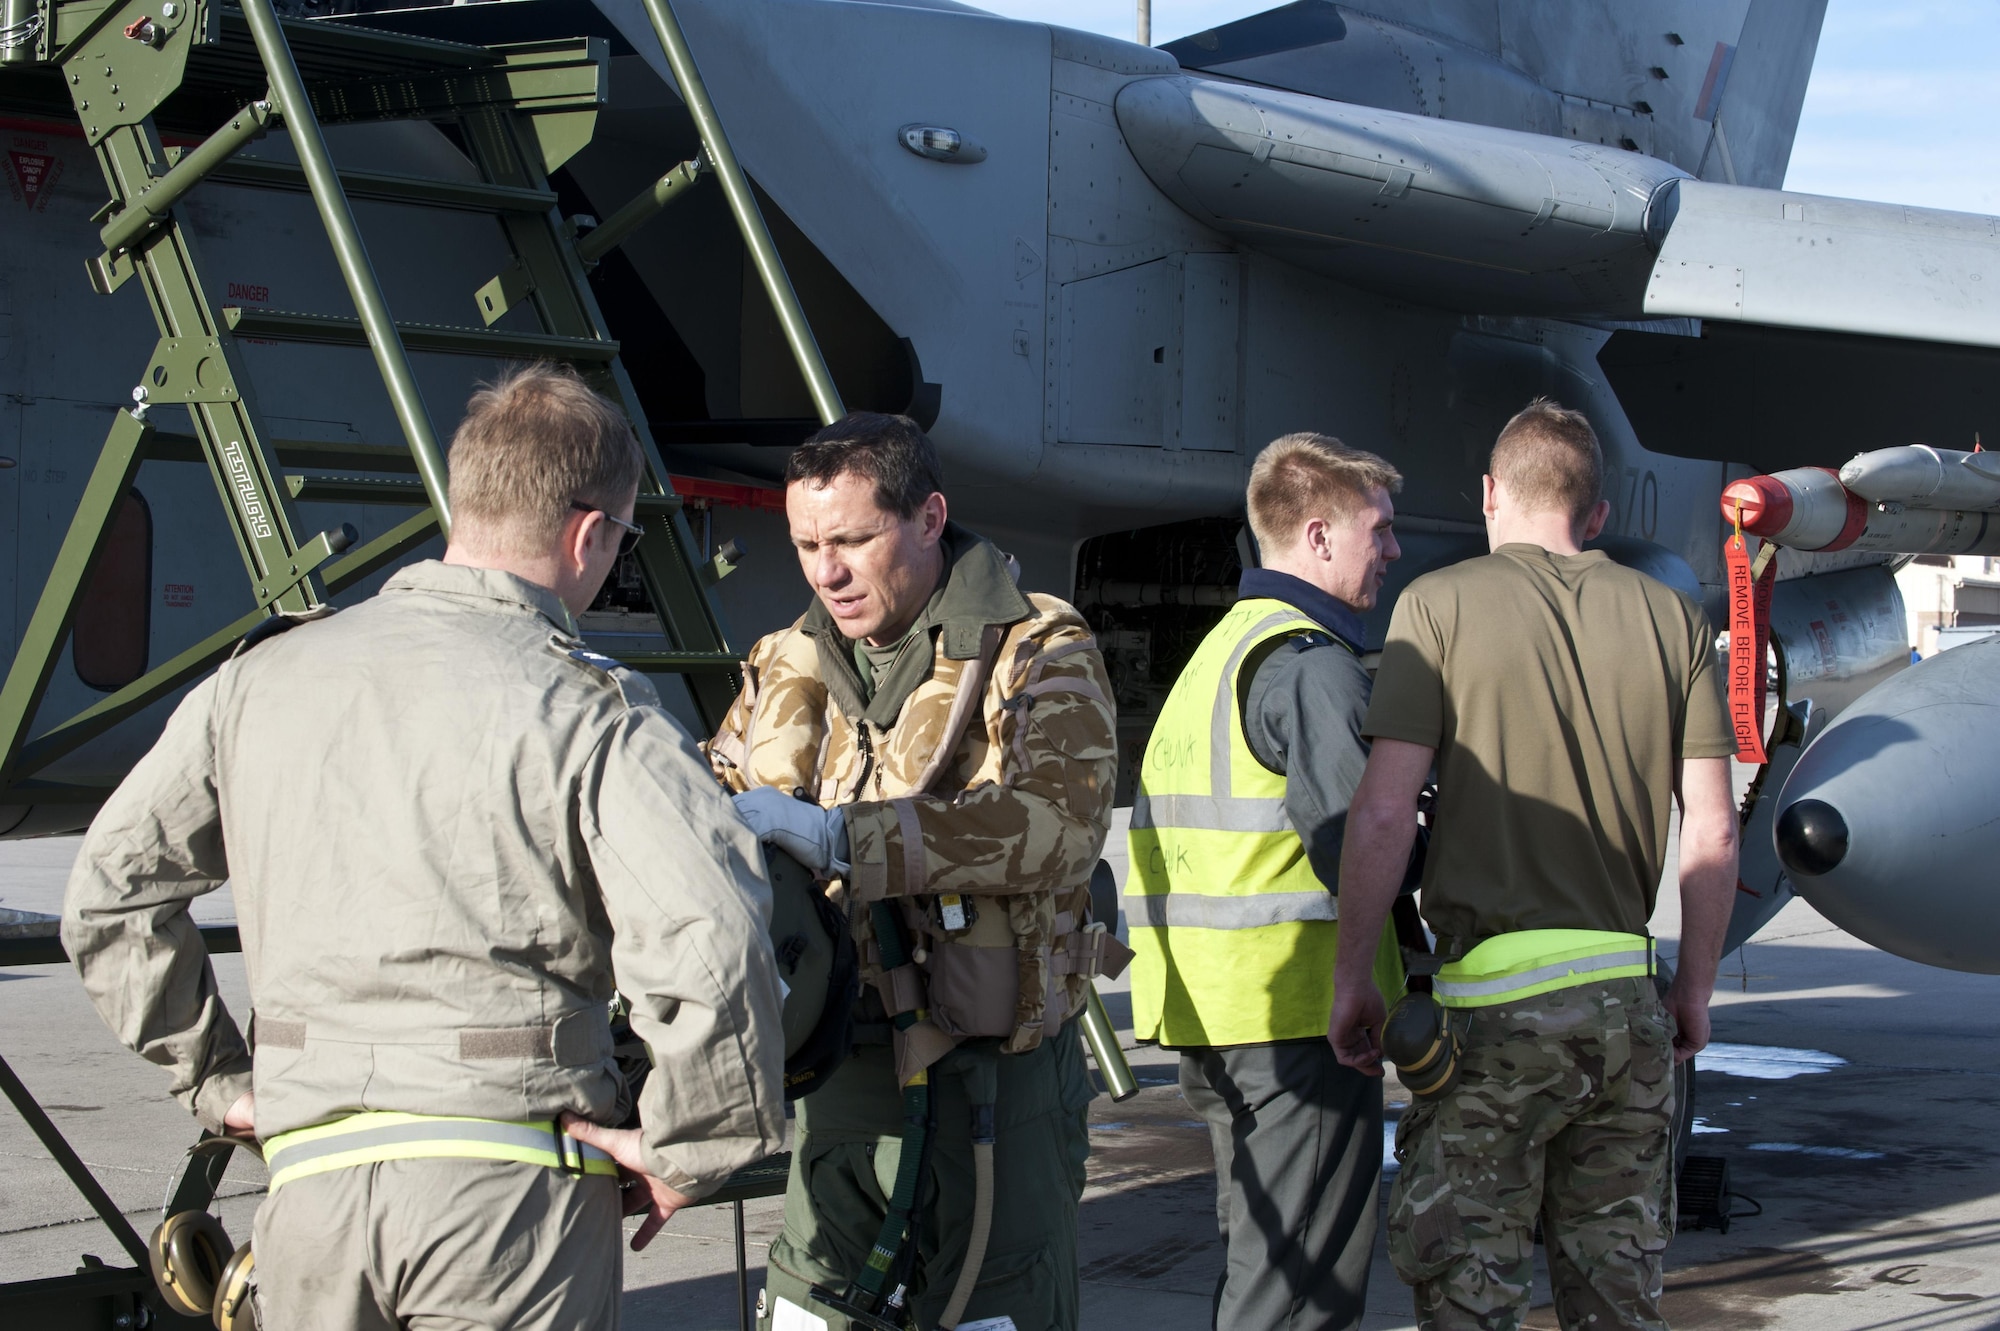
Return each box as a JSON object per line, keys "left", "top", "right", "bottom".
{"left": 286, "top": 473, "right": 428, "bottom": 505}
{"left": 633, "top": 493, "right": 686, "bottom": 517}
{"left": 224, "top": 307, "right": 619, "bottom": 362}
{"left": 152, "top": 433, "right": 420, "bottom": 474}
{"left": 612, "top": 651, "right": 745, "bottom": 673}
{"left": 652, "top": 418, "right": 819, "bottom": 448}
{"left": 276, "top": 473, "right": 704, "bottom": 509}
{"left": 217, "top": 10, "right": 501, "bottom": 84}
{"left": 1, "top": 921, "right": 240, "bottom": 970}
{"left": 208, "top": 157, "right": 558, "bottom": 215}
{"left": 699, "top": 1152, "right": 794, "bottom": 1207}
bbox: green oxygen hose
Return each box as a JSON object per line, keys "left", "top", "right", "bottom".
{"left": 845, "top": 903, "right": 932, "bottom": 1317}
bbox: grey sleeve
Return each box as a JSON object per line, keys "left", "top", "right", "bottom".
{"left": 580, "top": 706, "right": 787, "bottom": 1198}
{"left": 1242, "top": 642, "right": 1374, "bottom": 893}
{"left": 60, "top": 673, "right": 252, "bottom": 1133}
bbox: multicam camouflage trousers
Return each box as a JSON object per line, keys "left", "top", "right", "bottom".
{"left": 1387, "top": 977, "right": 1677, "bottom": 1331}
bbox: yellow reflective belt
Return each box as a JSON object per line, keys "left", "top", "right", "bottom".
{"left": 1433, "top": 929, "right": 1654, "bottom": 1008}
{"left": 262, "top": 1112, "right": 619, "bottom": 1192}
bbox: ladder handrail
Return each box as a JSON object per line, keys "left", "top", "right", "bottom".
{"left": 637, "top": 0, "right": 845, "bottom": 428}
{"left": 238, "top": 0, "right": 455, "bottom": 537}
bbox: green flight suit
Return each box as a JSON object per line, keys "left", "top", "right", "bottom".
{"left": 707, "top": 526, "right": 1120, "bottom": 1331}
{"left": 761, "top": 1029, "right": 1093, "bottom": 1330}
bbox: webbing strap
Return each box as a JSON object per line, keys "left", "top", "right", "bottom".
{"left": 263, "top": 1113, "right": 617, "bottom": 1192}
{"left": 1433, "top": 931, "right": 1654, "bottom": 1008}
{"left": 846, "top": 903, "right": 931, "bottom": 1314}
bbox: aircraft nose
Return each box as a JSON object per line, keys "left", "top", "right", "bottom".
{"left": 1776, "top": 798, "right": 1849, "bottom": 877}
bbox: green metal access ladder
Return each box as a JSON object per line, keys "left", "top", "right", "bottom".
{"left": 0, "top": 0, "right": 842, "bottom": 1324}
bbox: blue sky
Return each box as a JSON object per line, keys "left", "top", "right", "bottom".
{"left": 972, "top": 0, "right": 2000, "bottom": 214}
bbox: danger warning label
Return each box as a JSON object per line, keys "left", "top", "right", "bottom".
{"left": 5, "top": 149, "right": 62, "bottom": 211}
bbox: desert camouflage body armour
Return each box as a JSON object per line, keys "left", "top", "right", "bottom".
{"left": 706, "top": 527, "right": 1121, "bottom": 1077}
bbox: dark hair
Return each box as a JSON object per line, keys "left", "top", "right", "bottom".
{"left": 784, "top": 412, "right": 944, "bottom": 518}
{"left": 1490, "top": 397, "right": 1603, "bottom": 527}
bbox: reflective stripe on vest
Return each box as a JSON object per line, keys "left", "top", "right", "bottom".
{"left": 1432, "top": 929, "right": 1655, "bottom": 1008}
{"left": 1125, "top": 889, "right": 1338, "bottom": 930}
{"left": 1126, "top": 599, "right": 1404, "bottom": 1046}
{"left": 263, "top": 1112, "right": 618, "bottom": 1192}
{"left": 1129, "top": 792, "right": 1290, "bottom": 834}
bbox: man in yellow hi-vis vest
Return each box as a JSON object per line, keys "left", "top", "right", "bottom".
{"left": 1128, "top": 433, "right": 1408, "bottom": 1331}
{"left": 1330, "top": 399, "right": 1741, "bottom": 1331}
{"left": 63, "top": 366, "right": 785, "bottom": 1330}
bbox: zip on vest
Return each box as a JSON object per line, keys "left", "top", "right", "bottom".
{"left": 1431, "top": 929, "right": 1655, "bottom": 1008}
{"left": 262, "top": 1112, "right": 618, "bottom": 1192}
{"left": 852, "top": 721, "right": 876, "bottom": 800}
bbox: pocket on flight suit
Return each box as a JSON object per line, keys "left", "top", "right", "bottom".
{"left": 1624, "top": 998, "right": 1677, "bottom": 1128}
{"left": 944, "top": 1241, "right": 1060, "bottom": 1331}
{"left": 926, "top": 935, "right": 1022, "bottom": 1039}
{"left": 920, "top": 1028, "right": 1090, "bottom": 1329}
{"left": 1386, "top": 1099, "right": 1472, "bottom": 1285}
{"left": 1054, "top": 1024, "right": 1093, "bottom": 1197}
{"left": 778, "top": 1135, "right": 895, "bottom": 1279}
{"left": 1623, "top": 997, "right": 1679, "bottom": 1226}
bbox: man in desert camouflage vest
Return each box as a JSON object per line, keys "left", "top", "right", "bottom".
{"left": 706, "top": 412, "right": 1122, "bottom": 1331}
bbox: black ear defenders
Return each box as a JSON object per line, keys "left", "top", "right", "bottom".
{"left": 148, "top": 1136, "right": 260, "bottom": 1331}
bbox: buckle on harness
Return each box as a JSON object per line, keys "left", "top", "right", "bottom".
{"left": 551, "top": 1121, "right": 584, "bottom": 1176}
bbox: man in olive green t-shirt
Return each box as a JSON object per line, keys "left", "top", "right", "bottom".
{"left": 1328, "top": 399, "right": 1740, "bottom": 1331}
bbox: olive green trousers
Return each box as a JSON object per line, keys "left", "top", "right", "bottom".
{"left": 761, "top": 1025, "right": 1093, "bottom": 1331}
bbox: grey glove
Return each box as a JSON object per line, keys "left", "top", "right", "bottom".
{"left": 732, "top": 786, "right": 851, "bottom": 877}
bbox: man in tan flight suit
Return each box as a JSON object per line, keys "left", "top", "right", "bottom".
{"left": 704, "top": 412, "right": 1121, "bottom": 1331}
{"left": 63, "top": 364, "right": 786, "bottom": 1329}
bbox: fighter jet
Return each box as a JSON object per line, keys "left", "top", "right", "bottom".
{"left": 4, "top": 0, "right": 1999, "bottom": 973}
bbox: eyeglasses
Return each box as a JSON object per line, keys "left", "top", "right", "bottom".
{"left": 570, "top": 500, "right": 645, "bottom": 557}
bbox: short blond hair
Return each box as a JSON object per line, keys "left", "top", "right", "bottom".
{"left": 1490, "top": 398, "right": 1602, "bottom": 526}
{"left": 1246, "top": 432, "right": 1402, "bottom": 552}
{"left": 447, "top": 363, "right": 642, "bottom": 551}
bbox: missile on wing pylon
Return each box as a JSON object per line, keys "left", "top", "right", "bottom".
{"left": 1721, "top": 468, "right": 2000, "bottom": 555}
{"left": 1774, "top": 636, "right": 2000, "bottom": 973}
{"left": 1837, "top": 444, "right": 2000, "bottom": 512}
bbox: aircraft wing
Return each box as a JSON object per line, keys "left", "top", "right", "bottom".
{"left": 1117, "top": 74, "right": 2000, "bottom": 349}
{"left": 1643, "top": 181, "right": 2000, "bottom": 349}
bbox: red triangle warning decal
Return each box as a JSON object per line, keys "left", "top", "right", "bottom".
{"left": 8, "top": 151, "right": 61, "bottom": 210}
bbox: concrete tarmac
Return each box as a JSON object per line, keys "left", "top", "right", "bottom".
{"left": 6, "top": 821, "right": 2000, "bottom": 1330}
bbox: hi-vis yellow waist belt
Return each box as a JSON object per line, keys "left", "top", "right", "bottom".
{"left": 1432, "top": 929, "right": 1654, "bottom": 1009}
{"left": 263, "top": 1113, "right": 619, "bottom": 1193}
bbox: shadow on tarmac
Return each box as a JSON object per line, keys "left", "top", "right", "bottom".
{"left": 619, "top": 932, "right": 2000, "bottom": 1328}
{"left": 1640, "top": 934, "right": 2000, "bottom": 1328}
